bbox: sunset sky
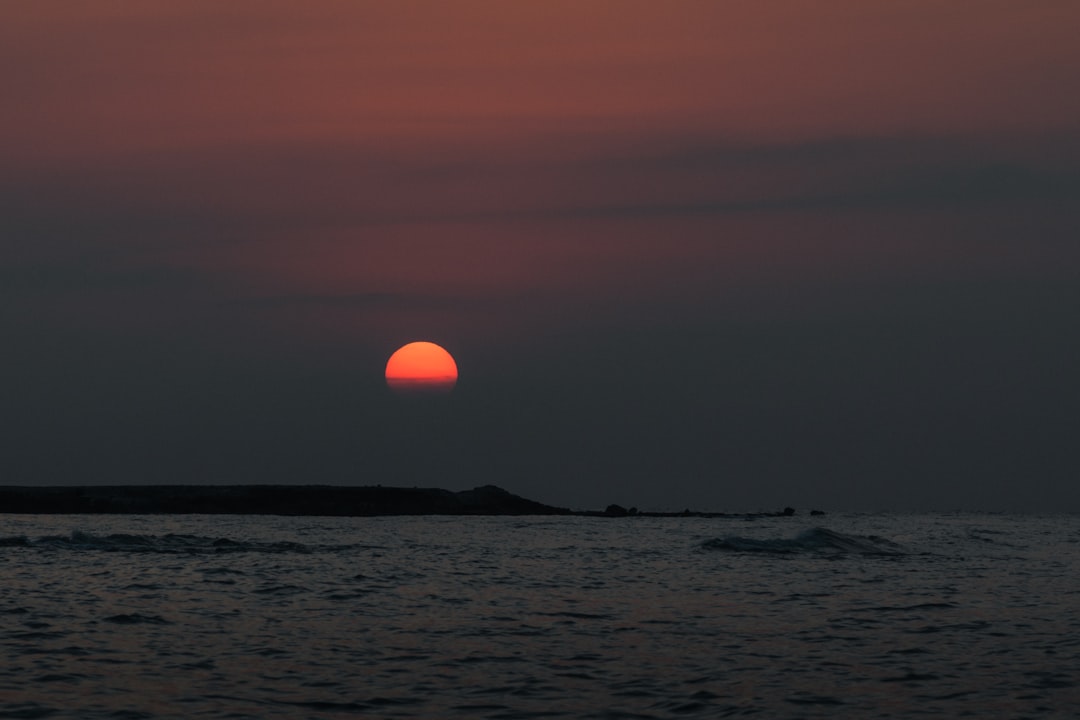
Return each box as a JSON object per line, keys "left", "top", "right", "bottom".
{"left": 3, "top": 1, "right": 1079, "bottom": 511}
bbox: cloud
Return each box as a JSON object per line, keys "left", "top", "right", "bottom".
{"left": 3, "top": 130, "right": 1077, "bottom": 350}
{"left": 0, "top": 262, "right": 209, "bottom": 295}
{"left": 5, "top": 133, "right": 1078, "bottom": 245}
{"left": 228, "top": 290, "right": 495, "bottom": 314}
{"left": 548, "top": 131, "right": 1080, "bottom": 218}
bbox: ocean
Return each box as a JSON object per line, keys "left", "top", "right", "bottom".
{"left": 1, "top": 512, "right": 1077, "bottom": 718}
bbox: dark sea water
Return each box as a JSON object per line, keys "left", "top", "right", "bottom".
{"left": 1, "top": 512, "right": 1077, "bottom": 718}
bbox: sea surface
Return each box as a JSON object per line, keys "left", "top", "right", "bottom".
{"left": 1, "top": 512, "right": 1077, "bottom": 719}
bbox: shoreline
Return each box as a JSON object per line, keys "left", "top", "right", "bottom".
{"left": 0, "top": 484, "right": 806, "bottom": 518}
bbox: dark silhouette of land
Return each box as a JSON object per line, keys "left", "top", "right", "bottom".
{"left": 0, "top": 485, "right": 805, "bottom": 518}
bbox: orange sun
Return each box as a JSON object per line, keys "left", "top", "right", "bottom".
{"left": 385, "top": 341, "right": 458, "bottom": 394}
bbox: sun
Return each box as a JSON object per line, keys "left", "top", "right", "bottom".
{"left": 385, "top": 341, "right": 458, "bottom": 394}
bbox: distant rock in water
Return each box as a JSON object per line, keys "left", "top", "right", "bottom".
{"left": 0, "top": 484, "right": 571, "bottom": 517}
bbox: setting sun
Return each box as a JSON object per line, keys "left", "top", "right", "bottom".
{"left": 385, "top": 342, "right": 458, "bottom": 394}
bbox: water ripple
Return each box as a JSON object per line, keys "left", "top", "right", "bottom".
{"left": 1, "top": 513, "right": 1077, "bottom": 718}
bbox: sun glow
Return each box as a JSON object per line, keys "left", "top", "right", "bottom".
{"left": 385, "top": 341, "right": 458, "bottom": 394}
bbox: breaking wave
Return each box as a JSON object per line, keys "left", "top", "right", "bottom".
{"left": 701, "top": 527, "right": 904, "bottom": 555}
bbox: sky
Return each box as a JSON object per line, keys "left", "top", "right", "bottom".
{"left": 2, "top": 0, "right": 1079, "bottom": 512}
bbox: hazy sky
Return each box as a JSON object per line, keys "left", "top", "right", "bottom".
{"left": 3, "top": 1, "right": 1079, "bottom": 511}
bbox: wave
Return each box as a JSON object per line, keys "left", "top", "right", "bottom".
{"left": 103, "top": 613, "right": 171, "bottom": 625}
{"left": 701, "top": 527, "right": 904, "bottom": 555}
{"left": 4, "top": 531, "right": 320, "bottom": 554}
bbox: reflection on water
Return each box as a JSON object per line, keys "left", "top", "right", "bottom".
{"left": 1, "top": 513, "right": 1078, "bottom": 718}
